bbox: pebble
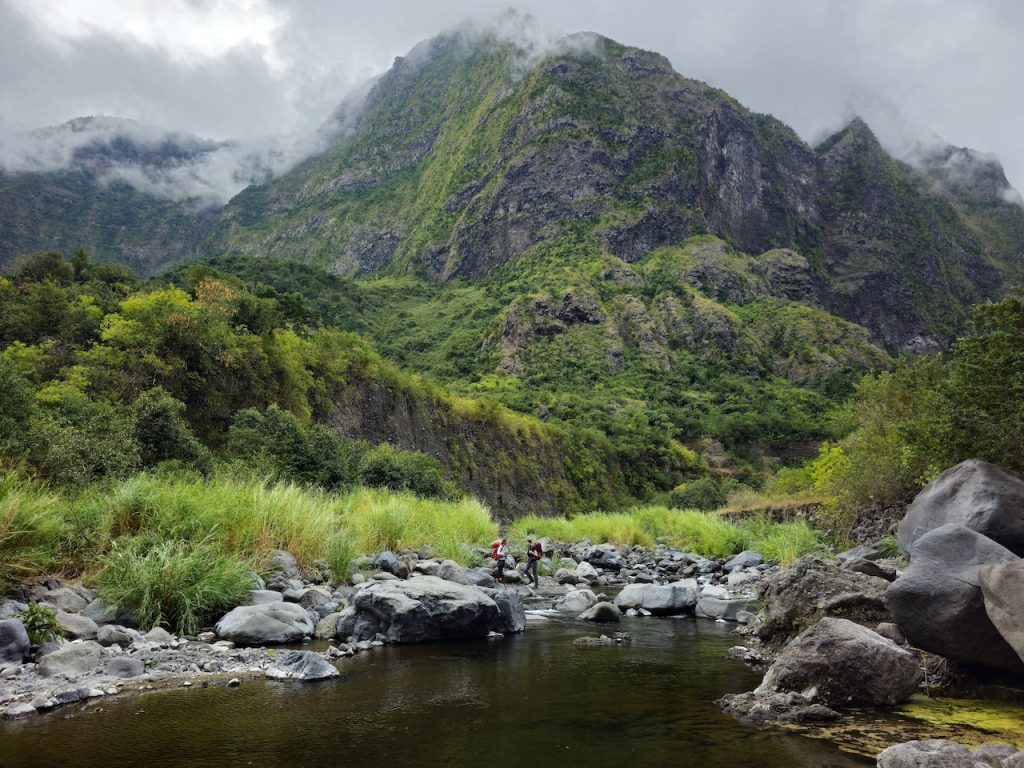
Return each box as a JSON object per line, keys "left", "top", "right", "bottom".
{"left": 227, "top": 678, "right": 241, "bottom": 688}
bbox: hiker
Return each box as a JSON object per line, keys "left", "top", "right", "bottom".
{"left": 524, "top": 536, "right": 542, "bottom": 588}
{"left": 492, "top": 537, "right": 509, "bottom": 583}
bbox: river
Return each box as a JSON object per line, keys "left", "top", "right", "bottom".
{"left": 0, "top": 613, "right": 871, "bottom": 768}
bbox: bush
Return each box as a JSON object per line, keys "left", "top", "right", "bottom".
{"left": 0, "top": 477, "right": 65, "bottom": 591}
{"left": 669, "top": 477, "right": 727, "bottom": 511}
{"left": 132, "top": 387, "right": 208, "bottom": 470}
{"left": 16, "top": 602, "right": 65, "bottom": 645}
{"left": 98, "top": 538, "right": 252, "bottom": 635}
{"left": 356, "top": 443, "right": 457, "bottom": 500}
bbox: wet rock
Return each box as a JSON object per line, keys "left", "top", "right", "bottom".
{"left": 979, "top": 561, "right": 1024, "bottom": 665}
{"left": 0, "top": 619, "right": 30, "bottom": 667}
{"left": 3, "top": 702, "right": 36, "bottom": 718}
{"left": 103, "top": 657, "right": 146, "bottom": 679}
{"left": 489, "top": 589, "right": 527, "bottom": 634}
{"left": 886, "top": 524, "right": 1022, "bottom": 670}
{"left": 876, "top": 739, "right": 975, "bottom": 768}
{"left": 55, "top": 611, "right": 99, "bottom": 640}
{"left": 37, "top": 641, "right": 104, "bottom": 678}
{"left": 265, "top": 650, "right": 339, "bottom": 681}
{"left": 758, "top": 617, "right": 922, "bottom": 707}
{"left": 717, "top": 690, "right": 840, "bottom": 725}
{"left": 897, "top": 460, "right": 1024, "bottom": 557}
{"left": 578, "top": 602, "right": 621, "bottom": 623}
{"left": 553, "top": 589, "right": 598, "bottom": 613}
{"left": 215, "top": 603, "right": 316, "bottom": 645}
{"left": 613, "top": 581, "right": 698, "bottom": 615}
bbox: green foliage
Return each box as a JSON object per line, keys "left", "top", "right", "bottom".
{"left": 0, "top": 356, "right": 34, "bottom": 454}
{"left": 0, "top": 477, "right": 66, "bottom": 591}
{"left": 132, "top": 388, "right": 208, "bottom": 470}
{"left": 356, "top": 443, "right": 458, "bottom": 500}
{"left": 670, "top": 477, "right": 727, "bottom": 512}
{"left": 16, "top": 602, "right": 65, "bottom": 645}
{"left": 98, "top": 538, "right": 252, "bottom": 635}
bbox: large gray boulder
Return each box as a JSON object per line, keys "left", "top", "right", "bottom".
{"left": 96, "top": 624, "right": 142, "bottom": 647}
{"left": 979, "top": 561, "right": 1024, "bottom": 666}
{"left": 758, "top": 617, "right": 921, "bottom": 707}
{"left": 37, "top": 641, "right": 104, "bottom": 678}
{"left": 579, "top": 602, "right": 621, "bottom": 623}
{"left": 437, "top": 560, "right": 496, "bottom": 589}
{"left": 757, "top": 555, "right": 890, "bottom": 644}
{"left": 351, "top": 576, "right": 505, "bottom": 643}
{"left": 0, "top": 618, "right": 30, "bottom": 667}
{"left": 215, "top": 602, "right": 315, "bottom": 645}
{"left": 265, "top": 650, "right": 339, "bottom": 681}
{"left": 886, "top": 524, "right": 1022, "bottom": 670}
{"left": 898, "top": 460, "right": 1024, "bottom": 557}
{"left": 613, "top": 581, "right": 698, "bottom": 615}
{"left": 264, "top": 550, "right": 301, "bottom": 579}
{"left": 876, "top": 739, "right": 984, "bottom": 768}
{"left": 584, "top": 546, "right": 624, "bottom": 571}
{"left": 724, "top": 551, "right": 764, "bottom": 572}
{"left": 696, "top": 589, "right": 758, "bottom": 621}
{"left": 246, "top": 590, "right": 284, "bottom": 605}
{"left": 553, "top": 588, "right": 598, "bottom": 613}
{"left": 489, "top": 589, "right": 527, "bottom": 634}
{"left": 103, "top": 657, "right": 146, "bottom": 678}
{"left": 37, "top": 588, "right": 88, "bottom": 614}
{"left": 55, "top": 611, "right": 99, "bottom": 640}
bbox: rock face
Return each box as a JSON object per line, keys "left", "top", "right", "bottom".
{"left": 886, "top": 524, "right": 1022, "bottom": 670}
{"left": 215, "top": 603, "right": 316, "bottom": 645}
{"left": 265, "top": 650, "right": 340, "bottom": 681}
{"left": 37, "top": 641, "right": 104, "bottom": 678}
{"left": 979, "top": 562, "right": 1024, "bottom": 665}
{"left": 0, "top": 618, "right": 31, "bottom": 667}
{"left": 897, "top": 460, "right": 1024, "bottom": 557}
{"left": 350, "top": 576, "right": 511, "bottom": 643}
{"left": 758, "top": 618, "right": 922, "bottom": 707}
{"left": 613, "top": 581, "right": 699, "bottom": 615}
{"left": 756, "top": 556, "right": 890, "bottom": 644}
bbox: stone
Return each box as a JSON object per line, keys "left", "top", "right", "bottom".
{"left": 0, "top": 600, "right": 28, "bottom": 619}
{"left": 886, "top": 524, "right": 1022, "bottom": 670}
{"left": 489, "top": 590, "right": 527, "bottom": 634}
{"left": 265, "top": 550, "right": 301, "bottom": 579}
{"left": 436, "top": 560, "right": 496, "bottom": 589}
{"left": 37, "top": 588, "right": 88, "bottom": 614}
{"left": 724, "top": 551, "right": 764, "bottom": 572}
{"left": 103, "top": 657, "right": 145, "bottom": 679}
{"left": 298, "top": 587, "right": 333, "bottom": 616}
{"left": 875, "top": 622, "right": 906, "bottom": 645}
{"left": 245, "top": 590, "right": 284, "bottom": 605}
{"left": 897, "top": 460, "right": 1024, "bottom": 556}
{"left": 876, "top": 739, "right": 975, "bottom": 768}
{"left": 696, "top": 594, "right": 758, "bottom": 621}
{"left": 613, "top": 581, "right": 698, "bottom": 615}
{"left": 315, "top": 612, "right": 342, "bottom": 641}
{"left": 578, "top": 602, "right": 621, "bottom": 623}
{"left": 584, "top": 546, "right": 624, "bottom": 571}
{"left": 757, "top": 555, "right": 891, "bottom": 645}
{"left": 96, "top": 625, "right": 141, "bottom": 648}
{"left": 554, "top": 568, "right": 578, "bottom": 585}
{"left": 371, "top": 551, "right": 407, "bottom": 579}
{"left": 265, "top": 650, "right": 339, "bottom": 681}
{"left": 215, "top": 603, "right": 316, "bottom": 645}
{"left": 575, "top": 561, "right": 599, "bottom": 581}
{"left": 717, "top": 690, "right": 840, "bottom": 725}
{"left": 144, "top": 627, "right": 176, "bottom": 645}
{"left": 55, "top": 611, "right": 99, "bottom": 640}
{"left": 758, "top": 617, "right": 922, "bottom": 707}
{"left": 82, "top": 598, "right": 121, "bottom": 625}
{"left": 37, "top": 641, "right": 104, "bottom": 678}
{"left": 3, "top": 702, "right": 36, "bottom": 718}
{"left": 840, "top": 557, "right": 897, "bottom": 581}
{"left": 979, "top": 561, "right": 1024, "bottom": 665}
{"left": 553, "top": 589, "right": 598, "bottom": 613}
{"left": 351, "top": 576, "right": 507, "bottom": 643}
{"left": 972, "top": 744, "right": 1021, "bottom": 766}
{"left": 0, "top": 619, "right": 30, "bottom": 667}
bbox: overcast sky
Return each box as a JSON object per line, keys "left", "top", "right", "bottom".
{"left": 2, "top": 0, "right": 1022, "bottom": 191}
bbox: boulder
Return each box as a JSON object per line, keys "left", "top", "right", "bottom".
{"left": 351, "top": 576, "right": 505, "bottom": 643}
{"left": 37, "top": 588, "right": 88, "bottom": 614}
{"left": 82, "top": 598, "right": 120, "bottom": 625}
{"left": 96, "top": 625, "right": 141, "bottom": 648}
{"left": 897, "top": 460, "right": 1024, "bottom": 557}
{"left": 371, "top": 551, "right": 407, "bottom": 579}
{"left": 886, "top": 524, "right": 1022, "bottom": 670}
{"left": 265, "top": 650, "right": 339, "bottom": 681}
{"left": 575, "top": 561, "right": 599, "bottom": 581}
{"left": 584, "top": 546, "right": 624, "bottom": 571}
{"left": 298, "top": 587, "right": 334, "bottom": 616}
{"left": 436, "top": 560, "right": 496, "bottom": 589}
{"left": 215, "top": 603, "right": 316, "bottom": 645}
{"left": 264, "top": 550, "right": 301, "bottom": 579}
{"left": 696, "top": 594, "right": 758, "bottom": 622}
{"left": 757, "top": 555, "right": 891, "bottom": 644}
{"left": 724, "top": 551, "right": 764, "bottom": 572}
{"left": 103, "top": 657, "right": 146, "bottom": 679}
{"left": 578, "top": 602, "right": 621, "bottom": 623}
{"left": 613, "top": 581, "right": 698, "bottom": 615}
{"left": 979, "top": 561, "right": 1024, "bottom": 665}
{"left": 840, "top": 557, "right": 897, "bottom": 582}
{"left": 55, "top": 611, "right": 99, "bottom": 640}
{"left": 876, "top": 739, "right": 977, "bottom": 768}
{"left": 314, "top": 612, "right": 342, "bottom": 641}
{"left": 37, "top": 641, "right": 104, "bottom": 678}
{"left": 553, "top": 589, "right": 598, "bottom": 613}
{"left": 144, "top": 627, "right": 176, "bottom": 645}
{"left": 489, "top": 589, "right": 527, "bottom": 634}
{"left": 554, "top": 568, "right": 578, "bottom": 585}
{"left": 246, "top": 590, "right": 284, "bottom": 605}
{"left": 0, "top": 619, "right": 30, "bottom": 667}
{"left": 758, "top": 617, "right": 922, "bottom": 707}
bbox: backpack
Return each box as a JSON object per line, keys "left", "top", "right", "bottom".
{"left": 490, "top": 539, "right": 502, "bottom": 561}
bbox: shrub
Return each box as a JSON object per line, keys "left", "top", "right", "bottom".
{"left": 669, "top": 477, "right": 727, "bottom": 511}
{"left": 132, "top": 387, "right": 208, "bottom": 469}
{"left": 0, "top": 477, "right": 65, "bottom": 591}
{"left": 356, "top": 443, "right": 457, "bottom": 500}
{"left": 98, "top": 538, "right": 252, "bottom": 635}
{"left": 16, "top": 602, "right": 65, "bottom": 645}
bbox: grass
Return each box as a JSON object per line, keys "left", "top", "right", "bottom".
{"left": 0, "top": 475, "right": 66, "bottom": 591}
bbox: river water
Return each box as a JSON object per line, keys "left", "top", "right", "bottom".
{"left": 0, "top": 614, "right": 871, "bottom": 768}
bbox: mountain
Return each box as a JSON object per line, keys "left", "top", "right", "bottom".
{"left": 203, "top": 31, "right": 1024, "bottom": 352}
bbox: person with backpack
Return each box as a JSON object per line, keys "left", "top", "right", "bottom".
{"left": 491, "top": 537, "right": 509, "bottom": 583}
{"left": 524, "top": 536, "right": 542, "bottom": 588}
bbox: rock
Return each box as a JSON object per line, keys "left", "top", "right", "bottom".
{"left": 436, "top": 560, "right": 496, "bottom": 589}
{"left": 298, "top": 587, "right": 333, "bottom": 616}
{"left": 575, "top": 561, "right": 599, "bottom": 581}
{"left": 876, "top": 622, "right": 906, "bottom": 645}
{"left": 554, "top": 568, "right": 579, "bottom": 585}
{"left": 717, "top": 690, "right": 840, "bottom": 725}
{"left": 3, "top": 702, "right": 36, "bottom": 718}
{"left": 265, "top": 650, "right": 339, "bottom": 681}
{"left": 897, "top": 460, "right": 1024, "bottom": 557}
{"left": 215, "top": 603, "right": 316, "bottom": 645}
{"left": 724, "top": 551, "right": 764, "bottom": 572}
{"left": 841, "top": 557, "right": 897, "bottom": 581}
{"left": 758, "top": 617, "right": 922, "bottom": 707}
{"left": 265, "top": 550, "right": 301, "bottom": 579}
{"left": 0, "top": 600, "right": 28, "bottom": 619}
{"left": 371, "top": 551, "right": 407, "bottom": 579}
{"left": 103, "top": 657, "right": 145, "bottom": 678}
{"left": 315, "top": 612, "right": 342, "bottom": 641}
{"left": 487, "top": 590, "right": 526, "bottom": 634}
{"left": 37, "top": 588, "right": 87, "bottom": 614}
{"left": 0, "top": 619, "right": 30, "bottom": 667}
{"left": 553, "top": 589, "right": 598, "bottom": 613}
{"left": 886, "top": 524, "right": 1022, "bottom": 670}
{"left": 578, "top": 602, "right": 621, "bottom": 623}
{"left": 55, "top": 611, "right": 99, "bottom": 640}
{"left": 696, "top": 594, "right": 758, "bottom": 621}
{"left": 972, "top": 744, "right": 1021, "bottom": 766}
{"left": 96, "top": 625, "right": 141, "bottom": 648}
{"left": 584, "top": 546, "right": 624, "bottom": 571}
{"left": 613, "top": 581, "right": 698, "bottom": 615}
{"left": 876, "top": 739, "right": 975, "bottom": 768}
{"left": 979, "top": 561, "right": 1024, "bottom": 665}
{"left": 245, "top": 590, "right": 284, "bottom": 605}
{"left": 757, "top": 555, "right": 891, "bottom": 645}
{"left": 37, "top": 641, "right": 104, "bottom": 678}
{"left": 82, "top": 598, "right": 121, "bottom": 625}
{"left": 144, "top": 627, "right": 176, "bottom": 645}
{"left": 351, "top": 576, "right": 506, "bottom": 643}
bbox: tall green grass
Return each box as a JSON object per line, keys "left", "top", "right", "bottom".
{"left": 0, "top": 476, "right": 66, "bottom": 591}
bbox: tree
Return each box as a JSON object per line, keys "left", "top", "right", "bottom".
{"left": 132, "top": 388, "right": 208, "bottom": 469}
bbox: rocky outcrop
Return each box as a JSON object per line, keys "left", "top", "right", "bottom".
{"left": 897, "top": 460, "right": 1024, "bottom": 557}
{"left": 886, "top": 524, "right": 1022, "bottom": 671}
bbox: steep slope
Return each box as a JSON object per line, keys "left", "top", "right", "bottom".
{"left": 204, "top": 30, "right": 1024, "bottom": 351}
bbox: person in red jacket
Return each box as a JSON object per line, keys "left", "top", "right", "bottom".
{"left": 491, "top": 537, "right": 508, "bottom": 583}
